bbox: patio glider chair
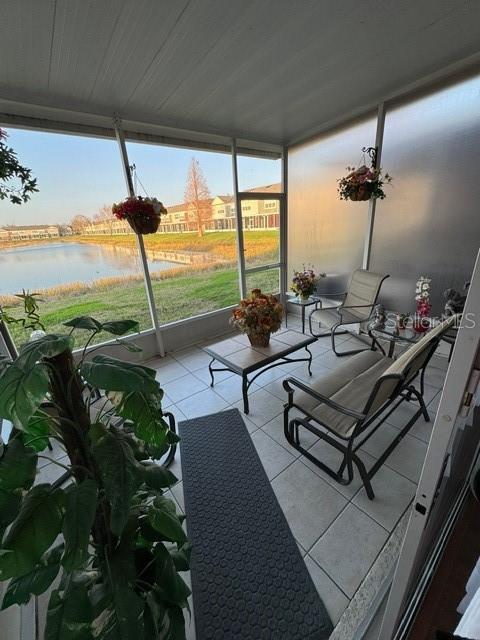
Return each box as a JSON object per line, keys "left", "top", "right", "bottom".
{"left": 309, "top": 269, "right": 389, "bottom": 356}
{"left": 283, "top": 315, "right": 455, "bottom": 499}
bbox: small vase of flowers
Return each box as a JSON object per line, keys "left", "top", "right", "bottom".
{"left": 291, "top": 267, "right": 325, "bottom": 302}
{"left": 338, "top": 147, "right": 392, "bottom": 201}
{"left": 230, "top": 289, "right": 283, "bottom": 348}
{"left": 413, "top": 276, "right": 432, "bottom": 333}
{"left": 112, "top": 195, "right": 167, "bottom": 234}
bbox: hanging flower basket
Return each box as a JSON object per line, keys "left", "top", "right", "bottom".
{"left": 338, "top": 147, "right": 392, "bottom": 202}
{"left": 112, "top": 196, "right": 167, "bottom": 235}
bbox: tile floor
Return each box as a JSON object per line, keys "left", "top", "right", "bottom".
{"left": 32, "top": 314, "right": 447, "bottom": 639}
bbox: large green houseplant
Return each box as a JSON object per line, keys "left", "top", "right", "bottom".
{"left": 0, "top": 307, "right": 190, "bottom": 639}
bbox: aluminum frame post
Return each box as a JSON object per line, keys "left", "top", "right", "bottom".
{"left": 279, "top": 145, "right": 288, "bottom": 308}
{"left": 231, "top": 138, "right": 247, "bottom": 298}
{"left": 114, "top": 117, "right": 165, "bottom": 356}
{"left": 362, "top": 103, "right": 386, "bottom": 270}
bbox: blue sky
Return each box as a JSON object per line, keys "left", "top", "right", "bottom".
{"left": 0, "top": 128, "right": 280, "bottom": 226}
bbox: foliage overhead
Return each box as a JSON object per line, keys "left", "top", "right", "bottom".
{"left": 0, "top": 128, "right": 38, "bottom": 204}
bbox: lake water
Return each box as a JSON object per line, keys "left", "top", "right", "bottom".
{"left": 0, "top": 242, "right": 177, "bottom": 295}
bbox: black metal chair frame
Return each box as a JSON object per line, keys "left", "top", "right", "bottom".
{"left": 309, "top": 274, "right": 390, "bottom": 357}
{"left": 282, "top": 336, "right": 440, "bottom": 500}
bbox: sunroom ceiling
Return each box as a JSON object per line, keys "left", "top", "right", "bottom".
{"left": 1, "top": 0, "right": 480, "bottom": 146}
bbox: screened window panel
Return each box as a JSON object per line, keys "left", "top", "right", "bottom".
{"left": 125, "top": 142, "right": 240, "bottom": 324}
{"left": 246, "top": 268, "right": 280, "bottom": 296}
{"left": 237, "top": 155, "right": 282, "bottom": 193}
{"left": 0, "top": 128, "right": 152, "bottom": 348}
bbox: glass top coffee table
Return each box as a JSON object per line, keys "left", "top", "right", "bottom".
{"left": 203, "top": 330, "right": 316, "bottom": 414}
{"left": 368, "top": 322, "right": 418, "bottom": 358}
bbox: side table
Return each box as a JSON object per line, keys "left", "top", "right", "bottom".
{"left": 286, "top": 295, "right": 322, "bottom": 334}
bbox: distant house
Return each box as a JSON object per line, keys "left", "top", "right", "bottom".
{"left": 0, "top": 224, "right": 60, "bottom": 241}
{"left": 68, "top": 183, "right": 282, "bottom": 236}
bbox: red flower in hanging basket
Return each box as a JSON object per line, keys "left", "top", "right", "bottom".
{"left": 112, "top": 196, "right": 167, "bottom": 234}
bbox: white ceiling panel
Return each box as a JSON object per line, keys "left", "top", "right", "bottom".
{"left": 0, "top": 0, "right": 479, "bottom": 145}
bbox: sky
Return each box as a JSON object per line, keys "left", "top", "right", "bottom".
{"left": 0, "top": 128, "right": 280, "bottom": 226}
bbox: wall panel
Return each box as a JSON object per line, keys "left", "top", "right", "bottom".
{"left": 371, "top": 75, "right": 480, "bottom": 313}
{"left": 288, "top": 116, "right": 376, "bottom": 292}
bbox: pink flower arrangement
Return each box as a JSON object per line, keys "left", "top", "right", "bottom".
{"left": 112, "top": 196, "right": 167, "bottom": 221}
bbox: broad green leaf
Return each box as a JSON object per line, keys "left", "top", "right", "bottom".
{"left": 63, "top": 316, "right": 103, "bottom": 332}
{"left": 22, "top": 409, "right": 54, "bottom": 451}
{"left": 16, "top": 334, "right": 73, "bottom": 371}
{"left": 101, "top": 586, "right": 145, "bottom": 640}
{"left": 148, "top": 496, "right": 187, "bottom": 545}
{"left": 0, "top": 489, "right": 22, "bottom": 540}
{"left": 163, "top": 605, "right": 187, "bottom": 640}
{"left": 141, "top": 463, "right": 177, "bottom": 490}
{"left": 2, "top": 543, "right": 63, "bottom": 609}
{"left": 0, "top": 437, "right": 37, "bottom": 492}
{"left": 45, "top": 576, "right": 94, "bottom": 640}
{"left": 154, "top": 544, "right": 191, "bottom": 608}
{"left": 107, "top": 390, "right": 168, "bottom": 448}
{"left": 0, "top": 363, "right": 49, "bottom": 427}
{"left": 169, "top": 543, "right": 192, "bottom": 573}
{"left": 98, "top": 545, "right": 145, "bottom": 640}
{"left": 62, "top": 480, "right": 97, "bottom": 570}
{"left": 117, "top": 340, "right": 142, "bottom": 353}
{"left": 90, "top": 425, "right": 141, "bottom": 537}
{"left": 100, "top": 320, "right": 139, "bottom": 336}
{"left": 0, "top": 485, "right": 65, "bottom": 580}
{"left": 81, "top": 355, "right": 159, "bottom": 394}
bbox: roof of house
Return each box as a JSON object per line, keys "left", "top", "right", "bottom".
{"left": 0, "top": 224, "right": 59, "bottom": 231}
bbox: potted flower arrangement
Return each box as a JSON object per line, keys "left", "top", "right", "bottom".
{"left": 230, "top": 289, "right": 283, "bottom": 348}
{"left": 338, "top": 147, "right": 392, "bottom": 201}
{"left": 291, "top": 267, "right": 325, "bottom": 302}
{"left": 413, "top": 276, "right": 432, "bottom": 333}
{"left": 112, "top": 196, "right": 167, "bottom": 235}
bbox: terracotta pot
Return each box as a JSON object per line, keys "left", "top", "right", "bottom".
{"left": 126, "top": 212, "right": 160, "bottom": 235}
{"left": 248, "top": 332, "right": 271, "bottom": 348}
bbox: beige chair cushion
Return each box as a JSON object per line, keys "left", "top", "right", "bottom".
{"left": 292, "top": 350, "right": 391, "bottom": 438}
{"left": 382, "top": 315, "right": 456, "bottom": 380}
{"left": 344, "top": 269, "right": 388, "bottom": 320}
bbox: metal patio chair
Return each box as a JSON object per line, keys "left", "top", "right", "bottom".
{"left": 283, "top": 316, "right": 455, "bottom": 499}
{"left": 309, "top": 269, "right": 389, "bottom": 356}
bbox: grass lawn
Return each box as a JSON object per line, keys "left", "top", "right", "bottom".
{"left": 6, "top": 267, "right": 279, "bottom": 348}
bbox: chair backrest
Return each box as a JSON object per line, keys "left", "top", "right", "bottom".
{"left": 343, "top": 269, "right": 389, "bottom": 320}
{"left": 362, "top": 315, "right": 457, "bottom": 419}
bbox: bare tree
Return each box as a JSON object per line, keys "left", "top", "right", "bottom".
{"left": 184, "top": 158, "right": 213, "bottom": 237}
{"left": 94, "top": 204, "right": 115, "bottom": 234}
{"left": 70, "top": 214, "right": 91, "bottom": 235}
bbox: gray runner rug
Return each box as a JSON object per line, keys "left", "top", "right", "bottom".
{"left": 179, "top": 408, "right": 333, "bottom": 640}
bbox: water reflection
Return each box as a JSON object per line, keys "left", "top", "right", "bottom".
{"left": 0, "top": 242, "right": 176, "bottom": 294}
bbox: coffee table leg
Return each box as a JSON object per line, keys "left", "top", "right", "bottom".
{"left": 301, "top": 306, "right": 306, "bottom": 334}
{"left": 306, "top": 345, "right": 313, "bottom": 376}
{"left": 208, "top": 357, "right": 215, "bottom": 387}
{"left": 242, "top": 375, "right": 250, "bottom": 414}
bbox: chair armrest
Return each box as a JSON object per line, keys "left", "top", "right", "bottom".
{"left": 283, "top": 377, "right": 366, "bottom": 420}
